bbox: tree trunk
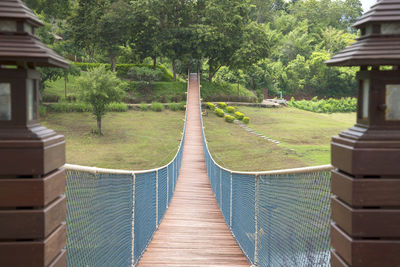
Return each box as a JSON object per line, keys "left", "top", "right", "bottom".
{"left": 97, "top": 117, "right": 102, "bottom": 135}
{"left": 109, "top": 51, "right": 117, "bottom": 72}
{"left": 172, "top": 59, "right": 177, "bottom": 82}
{"left": 209, "top": 63, "right": 213, "bottom": 82}
{"left": 153, "top": 57, "right": 157, "bottom": 70}
{"left": 64, "top": 75, "right": 67, "bottom": 100}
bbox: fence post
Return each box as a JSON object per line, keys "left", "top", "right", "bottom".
{"left": 156, "top": 170, "right": 159, "bottom": 228}
{"left": 219, "top": 168, "right": 222, "bottom": 207}
{"left": 166, "top": 166, "right": 169, "bottom": 208}
{"left": 230, "top": 172, "right": 233, "bottom": 229}
{"left": 254, "top": 175, "right": 259, "bottom": 266}
{"left": 172, "top": 162, "right": 175, "bottom": 192}
{"left": 131, "top": 173, "right": 136, "bottom": 267}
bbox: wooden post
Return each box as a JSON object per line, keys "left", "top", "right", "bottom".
{"left": 326, "top": 1, "right": 400, "bottom": 266}
{"left": 0, "top": 1, "right": 69, "bottom": 266}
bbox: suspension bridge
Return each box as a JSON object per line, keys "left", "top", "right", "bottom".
{"left": 65, "top": 73, "right": 332, "bottom": 266}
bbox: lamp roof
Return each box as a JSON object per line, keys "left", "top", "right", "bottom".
{"left": 0, "top": 0, "right": 69, "bottom": 68}
{"left": 353, "top": 0, "right": 400, "bottom": 28}
{"left": 0, "top": 0, "right": 43, "bottom": 27}
{"left": 0, "top": 35, "right": 69, "bottom": 68}
{"left": 326, "top": 36, "right": 400, "bottom": 66}
{"left": 326, "top": 0, "right": 400, "bottom": 67}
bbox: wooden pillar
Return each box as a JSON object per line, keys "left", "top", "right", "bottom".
{"left": 0, "top": 68, "right": 67, "bottom": 266}
{"left": 0, "top": 1, "right": 69, "bottom": 265}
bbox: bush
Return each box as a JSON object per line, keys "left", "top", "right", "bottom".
{"left": 225, "top": 115, "right": 235, "bottom": 123}
{"left": 218, "top": 102, "right": 227, "bottom": 109}
{"left": 243, "top": 117, "right": 250, "bottom": 124}
{"left": 42, "top": 92, "right": 60, "bottom": 103}
{"left": 215, "top": 108, "right": 225, "bottom": 117}
{"left": 235, "top": 111, "right": 245, "bottom": 120}
{"left": 139, "top": 102, "right": 148, "bottom": 111}
{"left": 107, "top": 102, "right": 128, "bottom": 112}
{"left": 207, "top": 102, "right": 216, "bottom": 110}
{"left": 178, "top": 101, "right": 186, "bottom": 110}
{"left": 73, "top": 63, "right": 173, "bottom": 82}
{"left": 226, "top": 106, "right": 235, "bottom": 113}
{"left": 151, "top": 102, "right": 164, "bottom": 112}
{"left": 39, "top": 105, "right": 47, "bottom": 118}
{"left": 287, "top": 97, "right": 357, "bottom": 113}
{"left": 48, "top": 102, "right": 92, "bottom": 112}
{"left": 169, "top": 102, "right": 179, "bottom": 111}
{"left": 127, "top": 67, "right": 162, "bottom": 82}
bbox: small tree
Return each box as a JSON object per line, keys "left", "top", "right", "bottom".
{"left": 77, "top": 67, "right": 124, "bottom": 135}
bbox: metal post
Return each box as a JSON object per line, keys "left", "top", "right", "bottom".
{"left": 219, "top": 168, "right": 222, "bottom": 208}
{"left": 166, "top": 166, "right": 169, "bottom": 208}
{"left": 156, "top": 170, "right": 159, "bottom": 228}
{"left": 131, "top": 173, "right": 136, "bottom": 267}
{"left": 230, "top": 172, "right": 233, "bottom": 229}
{"left": 254, "top": 175, "right": 259, "bottom": 266}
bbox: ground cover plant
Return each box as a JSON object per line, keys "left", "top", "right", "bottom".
{"left": 288, "top": 97, "right": 357, "bottom": 113}
{"left": 204, "top": 106, "right": 355, "bottom": 171}
{"left": 40, "top": 110, "right": 185, "bottom": 170}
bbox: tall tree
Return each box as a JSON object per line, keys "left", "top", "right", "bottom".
{"left": 68, "top": 0, "right": 106, "bottom": 61}
{"left": 98, "top": 0, "right": 134, "bottom": 71}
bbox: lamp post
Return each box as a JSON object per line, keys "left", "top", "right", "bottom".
{"left": 0, "top": 1, "right": 69, "bottom": 266}
{"left": 326, "top": 1, "right": 400, "bottom": 266}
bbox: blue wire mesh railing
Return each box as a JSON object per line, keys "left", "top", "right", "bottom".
{"left": 64, "top": 83, "right": 187, "bottom": 267}
{"left": 198, "top": 74, "right": 333, "bottom": 266}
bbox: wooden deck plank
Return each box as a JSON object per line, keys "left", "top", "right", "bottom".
{"left": 138, "top": 74, "right": 250, "bottom": 266}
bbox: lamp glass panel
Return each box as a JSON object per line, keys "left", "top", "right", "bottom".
{"left": 386, "top": 84, "right": 400, "bottom": 121}
{"left": 0, "top": 83, "right": 11, "bottom": 121}
{"left": 24, "top": 23, "right": 34, "bottom": 34}
{"left": 27, "top": 79, "right": 37, "bottom": 121}
{"left": 0, "top": 21, "right": 17, "bottom": 32}
{"left": 362, "top": 79, "right": 370, "bottom": 119}
{"left": 381, "top": 23, "right": 400, "bottom": 34}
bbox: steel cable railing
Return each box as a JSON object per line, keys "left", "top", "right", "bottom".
{"left": 198, "top": 72, "right": 333, "bottom": 266}
{"left": 64, "top": 75, "right": 189, "bottom": 267}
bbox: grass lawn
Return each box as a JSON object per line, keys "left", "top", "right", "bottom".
{"left": 40, "top": 110, "right": 185, "bottom": 170}
{"left": 204, "top": 106, "right": 355, "bottom": 171}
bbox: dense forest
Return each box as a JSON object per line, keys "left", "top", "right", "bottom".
{"left": 25, "top": 0, "right": 363, "bottom": 98}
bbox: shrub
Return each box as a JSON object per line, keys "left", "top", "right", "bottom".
{"left": 218, "top": 102, "right": 227, "bottom": 109}
{"left": 226, "top": 106, "right": 235, "bottom": 113}
{"left": 151, "top": 102, "right": 164, "bottom": 112}
{"left": 287, "top": 97, "right": 357, "bottom": 113}
{"left": 42, "top": 92, "right": 60, "bottom": 103}
{"left": 139, "top": 102, "right": 148, "bottom": 111}
{"left": 127, "top": 67, "right": 162, "bottom": 82}
{"left": 243, "top": 117, "right": 250, "bottom": 124}
{"left": 235, "top": 111, "right": 245, "bottom": 120}
{"left": 107, "top": 102, "right": 128, "bottom": 112}
{"left": 39, "top": 105, "right": 47, "bottom": 118}
{"left": 178, "top": 101, "right": 186, "bottom": 110}
{"left": 169, "top": 102, "right": 179, "bottom": 111}
{"left": 225, "top": 115, "right": 235, "bottom": 123}
{"left": 215, "top": 108, "right": 225, "bottom": 117}
{"left": 73, "top": 63, "right": 173, "bottom": 82}
{"left": 49, "top": 102, "right": 92, "bottom": 112}
{"left": 207, "top": 102, "right": 216, "bottom": 110}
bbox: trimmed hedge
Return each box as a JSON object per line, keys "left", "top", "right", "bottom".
{"left": 73, "top": 62, "right": 174, "bottom": 82}
{"left": 225, "top": 115, "right": 235, "bottom": 123}
{"left": 48, "top": 102, "right": 128, "bottom": 112}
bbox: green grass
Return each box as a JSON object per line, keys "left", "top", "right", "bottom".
{"left": 204, "top": 106, "right": 355, "bottom": 171}
{"left": 200, "top": 80, "right": 257, "bottom": 102}
{"left": 40, "top": 110, "right": 185, "bottom": 170}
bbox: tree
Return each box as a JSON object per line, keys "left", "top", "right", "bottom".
{"left": 68, "top": 0, "right": 106, "bottom": 62}
{"left": 24, "top": 0, "right": 71, "bottom": 20}
{"left": 98, "top": 0, "right": 134, "bottom": 71}
{"left": 77, "top": 67, "right": 124, "bottom": 135}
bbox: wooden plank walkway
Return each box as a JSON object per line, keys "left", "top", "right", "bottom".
{"left": 138, "top": 74, "right": 250, "bottom": 266}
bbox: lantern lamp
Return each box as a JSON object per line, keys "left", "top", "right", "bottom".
{"left": 326, "top": 0, "right": 400, "bottom": 266}
{"left": 0, "top": 1, "right": 69, "bottom": 266}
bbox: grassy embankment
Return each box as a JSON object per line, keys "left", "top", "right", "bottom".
{"left": 204, "top": 106, "right": 355, "bottom": 171}
{"left": 40, "top": 110, "right": 185, "bottom": 170}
